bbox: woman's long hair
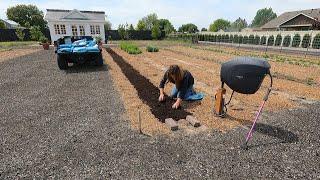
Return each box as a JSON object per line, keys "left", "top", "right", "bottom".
{"left": 167, "top": 65, "right": 185, "bottom": 89}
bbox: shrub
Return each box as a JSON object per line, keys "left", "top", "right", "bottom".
{"left": 275, "top": 34, "right": 282, "bottom": 46}
{"left": 120, "top": 42, "right": 142, "bottom": 54}
{"left": 283, "top": 35, "right": 291, "bottom": 47}
{"left": 292, "top": 34, "right": 301, "bottom": 48}
{"left": 224, "top": 34, "right": 229, "bottom": 42}
{"left": 15, "top": 28, "right": 25, "bottom": 41}
{"left": 254, "top": 35, "right": 260, "bottom": 45}
{"left": 301, "top": 34, "right": 311, "bottom": 48}
{"left": 208, "top": 35, "right": 211, "bottom": 41}
{"left": 213, "top": 35, "right": 217, "bottom": 42}
{"left": 312, "top": 34, "right": 320, "bottom": 49}
{"left": 267, "top": 35, "right": 274, "bottom": 46}
{"left": 203, "top": 35, "right": 207, "bottom": 41}
{"left": 39, "top": 36, "right": 48, "bottom": 43}
{"left": 238, "top": 35, "right": 243, "bottom": 44}
{"left": 199, "top": 35, "right": 204, "bottom": 41}
{"left": 229, "top": 35, "right": 234, "bottom": 43}
{"left": 260, "top": 36, "right": 267, "bottom": 45}
{"left": 248, "top": 35, "right": 254, "bottom": 44}
{"left": 233, "top": 35, "right": 239, "bottom": 43}
{"left": 243, "top": 36, "right": 248, "bottom": 44}
{"left": 146, "top": 45, "right": 159, "bottom": 52}
{"left": 30, "top": 26, "right": 44, "bottom": 41}
{"left": 95, "top": 36, "right": 103, "bottom": 43}
{"left": 221, "top": 35, "right": 225, "bottom": 42}
{"left": 217, "top": 35, "right": 221, "bottom": 42}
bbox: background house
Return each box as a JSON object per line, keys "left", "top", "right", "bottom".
{"left": 44, "top": 9, "right": 106, "bottom": 42}
{"left": 0, "top": 19, "right": 20, "bottom": 29}
{"left": 261, "top": 8, "right": 320, "bottom": 31}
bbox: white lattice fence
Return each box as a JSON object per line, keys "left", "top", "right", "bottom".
{"left": 198, "top": 30, "right": 320, "bottom": 49}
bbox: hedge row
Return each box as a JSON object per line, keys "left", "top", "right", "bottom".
{"left": 166, "top": 34, "right": 199, "bottom": 43}
{"left": 0, "top": 28, "right": 51, "bottom": 42}
{"left": 198, "top": 33, "right": 320, "bottom": 49}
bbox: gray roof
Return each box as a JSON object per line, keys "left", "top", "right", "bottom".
{"left": 261, "top": 8, "right": 320, "bottom": 29}
{"left": 45, "top": 9, "right": 105, "bottom": 21}
{"left": 0, "top": 19, "right": 19, "bottom": 29}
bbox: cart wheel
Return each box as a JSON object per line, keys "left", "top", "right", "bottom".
{"left": 57, "top": 55, "right": 68, "bottom": 70}
{"left": 96, "top": 53, "right": 104, "bottom": 66}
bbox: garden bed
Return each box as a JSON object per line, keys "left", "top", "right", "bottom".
{"left": 107, "top": 48, "right": 191, "bottom": 122}
{"left": 104, "top": 42, "right": 320, "bottom": 135}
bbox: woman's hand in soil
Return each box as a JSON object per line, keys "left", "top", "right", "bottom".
{"left": 172, "top": 98, "right": 182, "bottom": 109}
{"left": 159, "top": 88, "right": 165, "bottom": 102}
{"left": 159, "top": 94, "right": 165, "bottom": 102}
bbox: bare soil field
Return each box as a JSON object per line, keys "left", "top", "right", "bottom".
{"left": 0, "top": 48, "right": 42, "bottom": 63}
{"left": 1, "top": 45, "right": 319, "bottom": 179}
{"left": 105, "top": 41, "right": 320, "bottom": 135}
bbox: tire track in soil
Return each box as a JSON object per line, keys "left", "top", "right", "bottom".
{"left": 106, "top": 48, "right": 191, "bottom": 122}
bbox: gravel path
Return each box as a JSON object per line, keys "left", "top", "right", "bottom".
{"left": 0, "top": 50, "right": 319, "bottom": 179}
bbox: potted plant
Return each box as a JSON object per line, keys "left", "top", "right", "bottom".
{"left": 40, "top": 36, "right": 50, "bottom": 50}
{"left": 95, "top": 36, "right": 103, "bottom": 49}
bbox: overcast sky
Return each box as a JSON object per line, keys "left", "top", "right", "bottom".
{"left": 0, "top": 0, "right": 318, "bottom": 29}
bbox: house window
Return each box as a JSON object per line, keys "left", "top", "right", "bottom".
{"left": 60, "top": 25, "right": 66, "bottom": 34}
{"left": 96, "top": 25, "right": 101, "bottom": 34}
{"left": 54, "top": 24, "right": 60, "bottom": 35}
{"left": 72, "top": 25, "right": 78, "bottom": 36}
{"left": 79, "top": 25, "right": 85, "bottom": 36}
{"left": 90, "top": 25, "right": 95, "bottom": 35}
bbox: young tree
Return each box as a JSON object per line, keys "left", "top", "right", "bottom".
{"left": 151, "top": 23, "right": 161, "bottom": 40}
{"left": 251, "top": 8, "right": 277, "bottom": 27}
{"left": 209, "top": 19, "right": 231, "bottom": 32}
{"left": 30, "top": 26, "right": 44, "bottom": 41}
{"left": 6, "top": 4, "right": 47, "bottom": 30}
{"left": 129, "top": 24, "right": 135, "bottom": 31}
{"left": 158, "top": 19, "right": 175, "bottom": 35}
{"left": 136, "top": 20, "right": 146, "bottom": 30}
{"left": 15, "top": 28, "right": 25, "bottom": 41}
{"left": 230, "top": 18, "right": 248, "bottom": 32}
{"left": 0, "top": 20, "right": 6, "bottom": 29}
{"left": 136, "top": 13, "right": 158, "bottom": 30}
{"left": 178, "top": 23, "right": 199, "bottom": 33}
{"left": 104, "top": 20, "right": 112, "bottom": 30}
{"left": 118, "top": 24, "right": 128, "bottom": 40}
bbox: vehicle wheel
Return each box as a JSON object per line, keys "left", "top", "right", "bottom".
{"left": 96, "top": 53, "right": 104, "bottom": 66}
{"left": 57, "top": 55, "right": 68, "bottom": 70}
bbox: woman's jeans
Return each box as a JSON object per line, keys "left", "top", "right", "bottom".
{"left": 170, "top": 85, "right": 194, "bottom": 100}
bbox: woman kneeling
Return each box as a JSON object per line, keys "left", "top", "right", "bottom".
{"left": 158, "top": 65, "right": 195, "bottom": 109}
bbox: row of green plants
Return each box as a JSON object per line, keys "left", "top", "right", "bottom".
{"left": 198, "top": 33, "right": 320, "bottom": 49}
{"left": 120, "top": 42, "right": 142, "bottom": 54}
{"left": 120, "top": 42, "right": 160, "bottom": 54}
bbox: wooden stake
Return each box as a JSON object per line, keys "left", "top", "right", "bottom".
{"left": 138, "top": 110, "right": 142, "bottom": 134}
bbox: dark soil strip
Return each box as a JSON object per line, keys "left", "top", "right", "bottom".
{"left": 106, "top": 48, "right": 192, "bottom": 122}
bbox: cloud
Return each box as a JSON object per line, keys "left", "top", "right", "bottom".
{"left": 0, "top": 0, "right": 318, "bottom": 29}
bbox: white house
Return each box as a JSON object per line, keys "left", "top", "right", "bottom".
{"left": 44, "top": 9, "right": 106, "bottom": 43}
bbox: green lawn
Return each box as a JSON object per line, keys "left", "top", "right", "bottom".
{"left": 0, "top": 41, "right": 38, "bottom": 49}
